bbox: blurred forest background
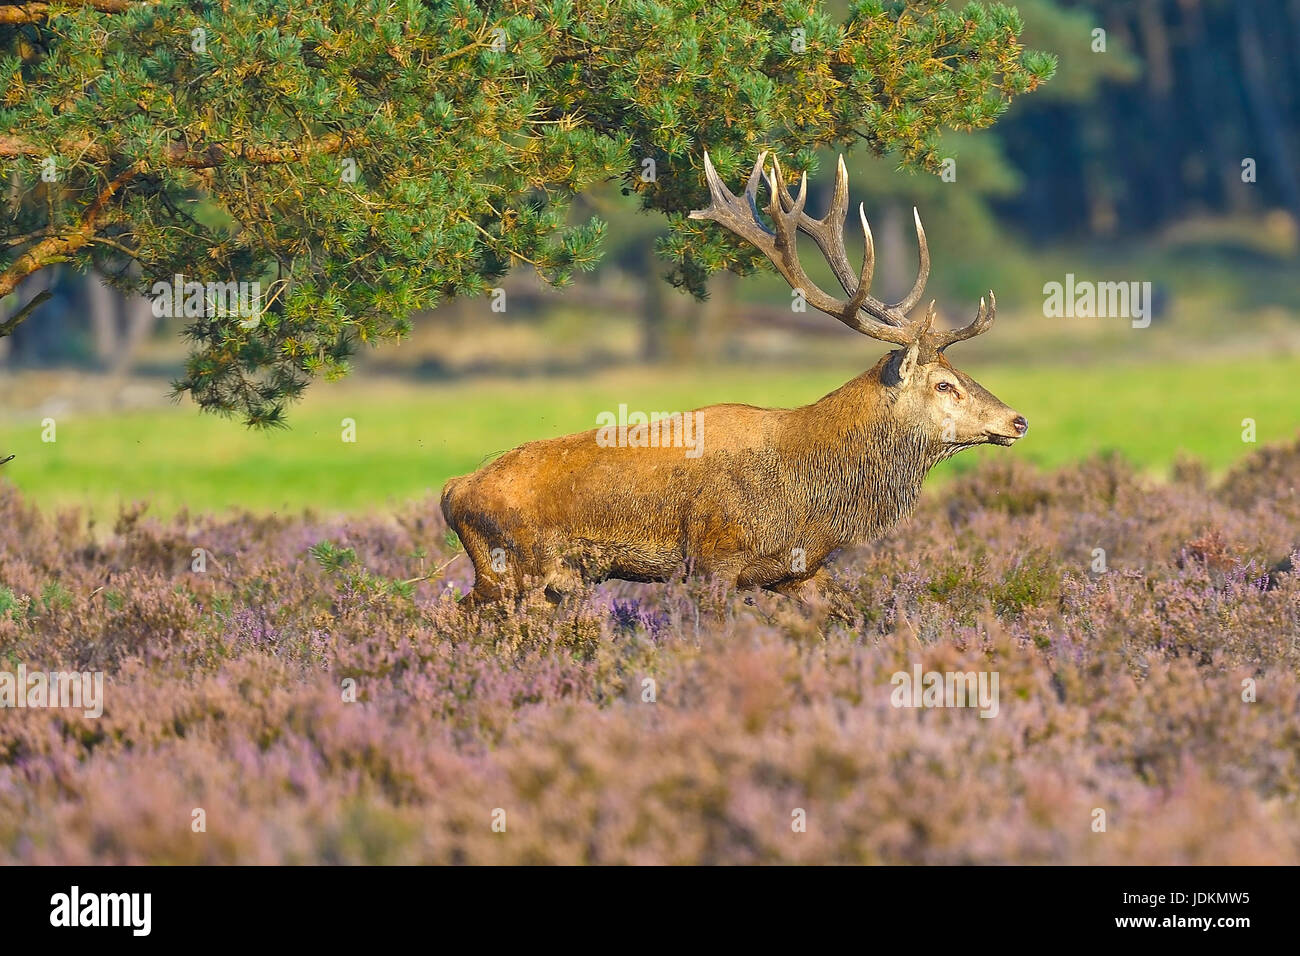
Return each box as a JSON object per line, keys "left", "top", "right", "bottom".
{"left": 2, "top": 0, "right": 1300, "bottom": 515}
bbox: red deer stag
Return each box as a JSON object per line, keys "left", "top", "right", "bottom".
{"left": 442, "top": 152, "right": 1027, "bottom": 616}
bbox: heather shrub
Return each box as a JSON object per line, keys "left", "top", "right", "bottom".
{"left": 1, "top": 441, "right": 1299, "bottom": 864}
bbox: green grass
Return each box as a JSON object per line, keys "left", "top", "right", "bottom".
{"left": 0, "top": 353, "right": 1295, "bottom": 518}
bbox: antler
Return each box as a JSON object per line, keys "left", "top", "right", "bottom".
{"left": 690, "top": 151, "right": 993, "bottom": 354}
{"left": 927, "top": 291, "right": 996, "bottom": 353}
{"left": 689, "top": 151, "right": 921, "bottom": 347}
{"left": 763, "top": 154, "right": 932, "bottom": 318}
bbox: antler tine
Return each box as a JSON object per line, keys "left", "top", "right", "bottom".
{"left": 691, "top": 151, "right": 775, "bottom": 246}
{"left": 772, "top": 155, "right": 852, "bottom": 293}
{"left": 827, "top": 154, "right": 850, "bottom": 230}
{"left": 762, "top": 154, "right": 808, "bottom": 222}
{"left": 843, "top": 202, "right": 876, "bottom": 317}
{"left": 698, "top": 150, "right": 726, "bottom": 205}
{"left": 811, "top": 156, "right": 857, "bottom": 294}
{"left": 889, "top": 208, "right": 931, "bottom": 315}
{"left": 689, "top": 151, "right": 919, "bottom": 347}
{"left": 742, "top": 151, "right": 771, "bottom": 230}
{"left": 767, "top": 155, "right": 927, "bottom": 335}
{"left": 929, "top": 291, "right": 996, "bottom": 352}
{"left": 856, "top": 202, "right": 875, "bottom": 299}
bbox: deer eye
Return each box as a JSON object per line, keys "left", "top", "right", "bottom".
{"left": 935, "top": 382, "right": 952, "bottom": 392}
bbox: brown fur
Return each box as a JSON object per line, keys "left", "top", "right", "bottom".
{"left": 442, "top": 348, "right": 1025, "bottom": 610}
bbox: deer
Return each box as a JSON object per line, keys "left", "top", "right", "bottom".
{"left": 441, "top": 152, "right": 1027, "bottom": 618}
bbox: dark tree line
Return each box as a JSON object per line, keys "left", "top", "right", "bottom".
{"left": 999, "top": 0, "right": 1300, "bottom": 241}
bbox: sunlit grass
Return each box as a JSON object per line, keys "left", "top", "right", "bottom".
{"left": 0, "top": 352, "right": 1295, "bottom": 517}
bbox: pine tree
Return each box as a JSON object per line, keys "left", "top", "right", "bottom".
{"left": 1, "top": 0, "right": 1053, "bottom": 425}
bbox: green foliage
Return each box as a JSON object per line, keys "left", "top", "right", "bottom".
{"left": 991, "top": 551, "right": 1058, "bottom": 615}
{"left": 0, "top": 586, "right": 19, "bottom": 619}
{"left": 40, "top": 581, "right": 74, "bottom": 613}
{"left": 1009, "top": 0, "right": 1137, "bottom": 102}
{"left": 310, "top": 539, "right": 417, "bottom": 604}
{"left": 308, "top": 539, "right": 358, "bottom": 572}
{"left": 1, "top": 0, "right": 1051, "bottom": 424}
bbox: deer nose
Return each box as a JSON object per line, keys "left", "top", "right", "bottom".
{"left": 1012, "top": 416, "right": 1028, "bottom": 436}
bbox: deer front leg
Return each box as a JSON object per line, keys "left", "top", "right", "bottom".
{"left": 765, "top": 567, "right": 860, "bottom": 625}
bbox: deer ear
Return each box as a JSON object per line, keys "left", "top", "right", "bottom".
{"left": 894, "top": 341, "right": 921, "bottom": 388}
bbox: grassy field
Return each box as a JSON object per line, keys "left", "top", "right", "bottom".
{"left": 0, "top": 352, "right": 1296, "bottom": 517}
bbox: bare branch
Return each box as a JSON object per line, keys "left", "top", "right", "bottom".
{"left": 0, "top": 288, "right": 51, "bottom": 338}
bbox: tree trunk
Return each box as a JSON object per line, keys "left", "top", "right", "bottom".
{"left": 695, "top": 268, "right": 736, "bottom": 361}
{"left": 109, "top": 290, "right": 158, "bottom": 378}
{"left": 106, "top": 263, "right": 159, "bottom": 378}
{"left": 639, "top": 240, "right": 668, "bottom": 362}
{"left": 85, "top": 271, "right": 119, "bottom": 367}
{"left": 1236, "top": 1, "right": 1300, "bottom": 237}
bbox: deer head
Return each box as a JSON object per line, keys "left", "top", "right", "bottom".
{"left": 690, "top": 152, "right": 1027, "bottom": 451}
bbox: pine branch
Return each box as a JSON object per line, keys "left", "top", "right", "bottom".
{"left": 0, "top": 164, "right": 139, "bottom": 298}
{"left": 0, "top": 132, "right": 352, "bottom": 169}
{"left": 0, "top": 1, "right": 143, "bottom": 25}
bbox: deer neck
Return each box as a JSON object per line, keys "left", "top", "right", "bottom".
{"left": 788, "top": 363, "right": 946, "bottom": 545}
